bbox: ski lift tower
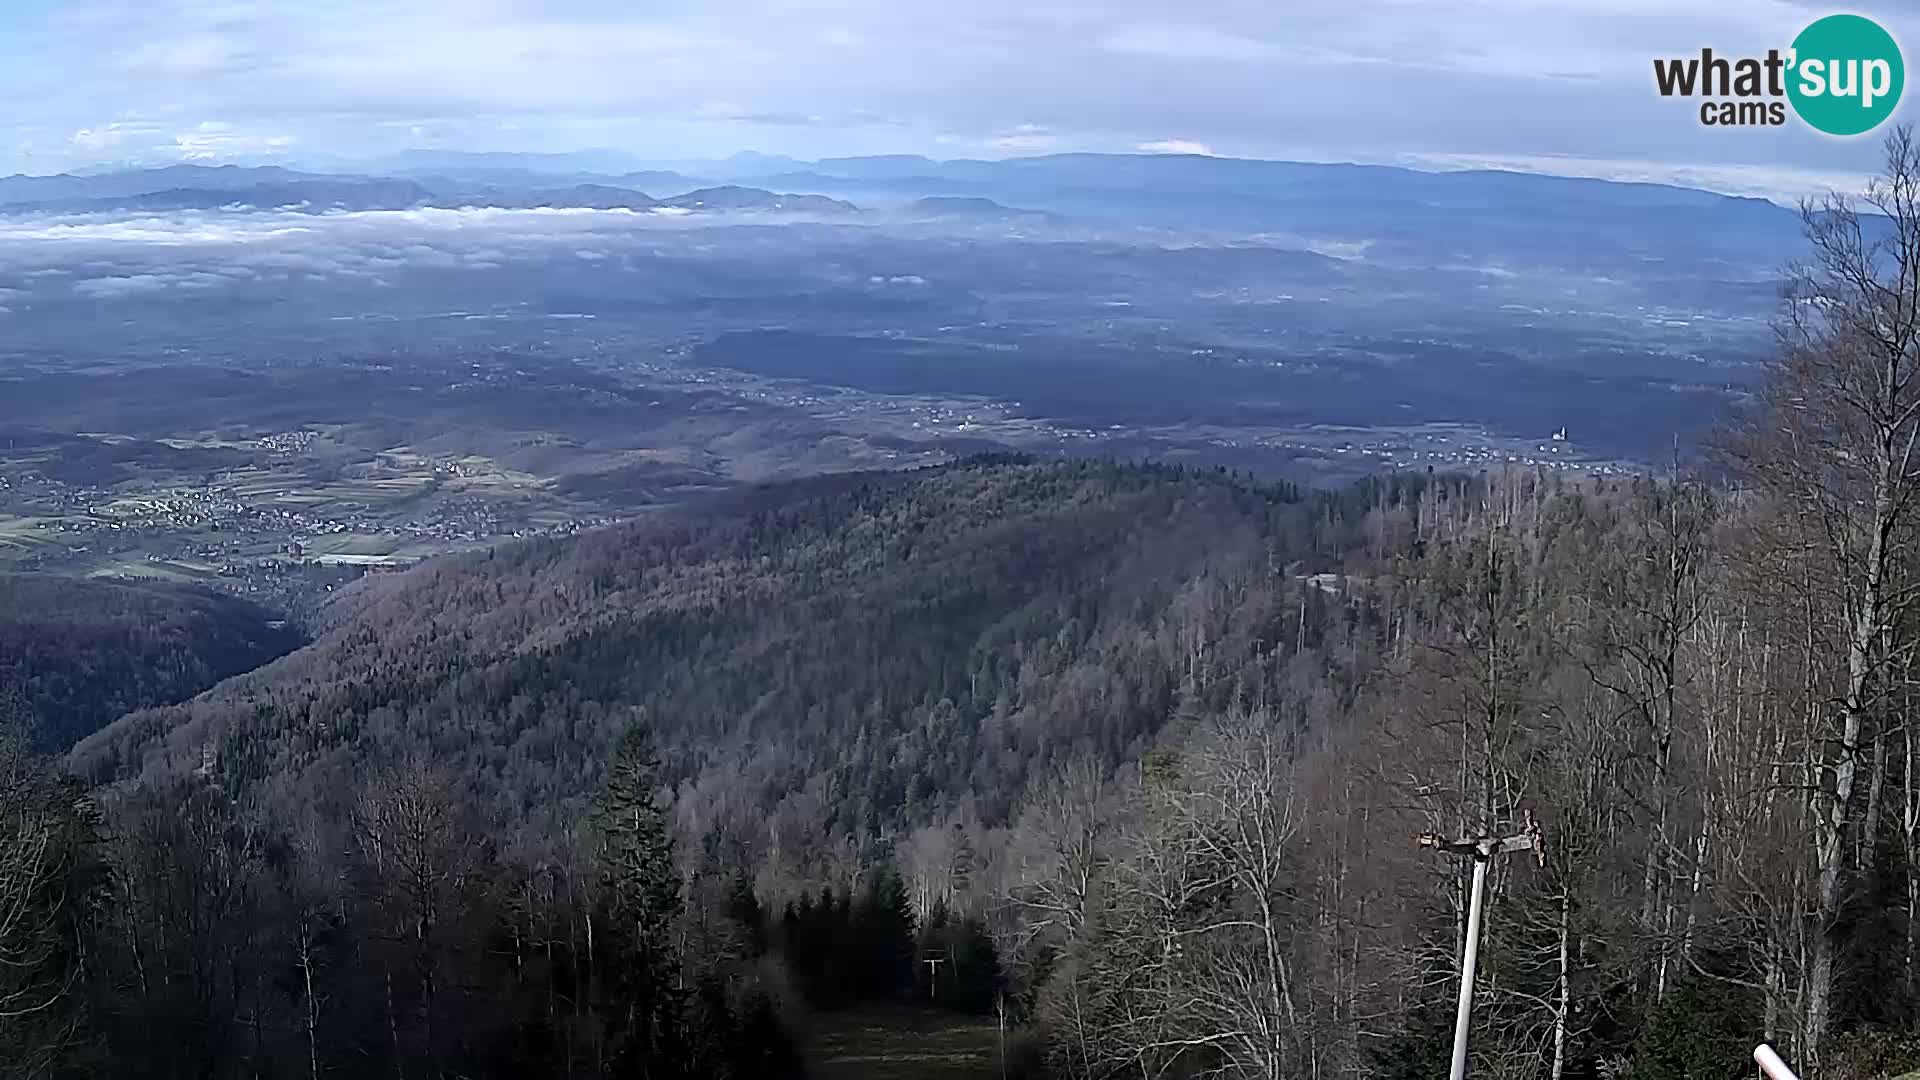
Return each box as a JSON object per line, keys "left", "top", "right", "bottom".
{"left": 1417, "top": 811, "right": 1546, "bottom": 1080}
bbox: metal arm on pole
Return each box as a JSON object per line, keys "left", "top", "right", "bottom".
{"left": 1416, "top": 811, "right": 1545, "bottom": 1080}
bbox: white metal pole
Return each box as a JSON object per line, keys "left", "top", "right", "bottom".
{"left": 1449, "top": 855, "right": 1491, "bottom": 1080}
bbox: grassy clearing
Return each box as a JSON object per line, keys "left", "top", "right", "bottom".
{"left": 306, "top": 533, "right": 403, "bottom": 556}
{"left": 86, "top": 558, "right": 216, "bottom": 581}
{"left": 808, "top": 1006, "right": 1002, "bottom": 1080}
{"left": 0, "top": 518, "right": 67, "bottom": 559}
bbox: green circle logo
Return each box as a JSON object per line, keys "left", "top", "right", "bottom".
{"left": 1788, "top": 14, "right": 1905, "bottom": 136}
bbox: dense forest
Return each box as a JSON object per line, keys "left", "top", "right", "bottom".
{"left": 0, "top": 574, "right": 302, "bottom": 752}
{"left": 70, "top": 455, "right": 1363, "bottom": 845}
{"left": 14, "top": 131, "right": 1920, "bottom": 1079}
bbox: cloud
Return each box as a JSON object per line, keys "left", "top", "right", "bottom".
{"left": 992, "top": 124, "right": 1057, "bottom": 151}
{"left": 1099, "top": 26, "right": 1277, "bottom": 62}
{"left": 1137, "top": 139, "right": 1214, "bottom": 156}
{"left": 0, "top": 203, "right": 886, "bottom": 308}
{"left": 73, "top": 273, "right": 176, "bottom": 297}
{"left": 70, "top": 122, "right": 162, "bottom": 152}
{"left": 691, "top": 101, "right": 833, "bottom": 127}
{"left": 4, "top": 0, "right": 1916, "bottom": 180}
{"left": 112, "top": 30, "right": 262, "bottom": 80}
{"left": 173, "top": 120, "right": 295, "bottom": 160}
{"left": 1399, "top": 150, "right": 1870, "bottom": 204}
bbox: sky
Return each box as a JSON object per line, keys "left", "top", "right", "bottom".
{"left": 4, "top": 0, "right": 1916, "bottom": 198}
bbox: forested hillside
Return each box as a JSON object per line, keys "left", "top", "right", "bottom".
{"left": 72, "top": 458, "right": 1378, "bottom": 850}
{"left": 31, "top": 451, "right": 1889, "bottom": 1080}
{"left": 16, "top": 133, "right": 1920, "bottom": 1080}
{"left": 0, "top": 574, "right": 302, "bottom": 752}
{"left": 29, "top": 455, "right": 1406, "bottom": 1080}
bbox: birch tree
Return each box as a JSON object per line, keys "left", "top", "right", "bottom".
{"left": 1731, "top": 125, "right": 1920, "bottom": 1058}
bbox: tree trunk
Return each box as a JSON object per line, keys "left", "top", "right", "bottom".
{"left": 1765, "top": 945, "right": 1783, "bottom": 1046}
{"left": 299, "top": 919, "right": 321, "bottom": 1080}
{"left": 1809, "top": 475, "right": 1889, "bottom": 1057}
{"left": 387, "top": 968, "right": 404, "bottom": 1080}
{"left": 1907, "top": 719, "right": 1919, "bottom": 1003}
{"left": 1550, "top": 888, "right": 1572, "bottom": 1080}
{"left": 1862, "top": 741, "right": 1889, "bottom": 939}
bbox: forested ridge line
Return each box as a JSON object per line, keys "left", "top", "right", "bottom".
{"left": 0, "top": 573, "right": 302, "bottom": 753}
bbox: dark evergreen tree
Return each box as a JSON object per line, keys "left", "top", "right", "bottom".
{"left": 723, "top": 872, "right": 767, "bottom": 957}
{"left": 938, "top": 915, "right": 1004, "bottom": 1014}
{"left": 1370, "top": 1000, "right": 1453, "bottom": 1080}
{"left": 854, "top": 866, "right": 916, "bottom": 1002}
{"left": 1628, "top": 982, "right": 1757, "bottom": 1080}
{"left": 730, "top": 986, "right": 807, "bottom": 1079}
{"left": 595, "top": 718, "right": 687, "bottom": 1077}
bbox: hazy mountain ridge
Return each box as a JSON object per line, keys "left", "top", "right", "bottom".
{"left": 0, "top": 152, "right": 1799, "bottom": 230}
{"left": 0, "top": 164, "right": 864, "bottom": 217}
{"left": 0, "top": 153, "right": 1812, "bottom": 298}
{"left": 898, "top": 195, "right": 1062, "bottom": 223}
{"left": 655, "top": 185, "right": 858, "bottom": 213}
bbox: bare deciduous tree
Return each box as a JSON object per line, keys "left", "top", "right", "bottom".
{"left": 1732, "top": 125, "right": 1920, "bottom": 1059}
{"left": 0, "top": 711, "right": 91, "bottom": 1080}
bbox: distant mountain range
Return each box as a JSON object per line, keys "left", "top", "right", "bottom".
{"left": 0, "top": 166, "right": 865, "bottom": 217}
{"left": 6, "top": 151, "right": 1797, "bottom": 219}
{"left": 344, "top": 148, "right": 1790, "bottom": 213}
{"left": 2, "top": 176, "right": 436, "bottom": 214}
{"left": 0, "top": 151, "right": 1821, "bottom": 273}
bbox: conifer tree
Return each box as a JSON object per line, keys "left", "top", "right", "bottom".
{"left": 595, "top": 719, "right": 685, "bottom": 1077}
